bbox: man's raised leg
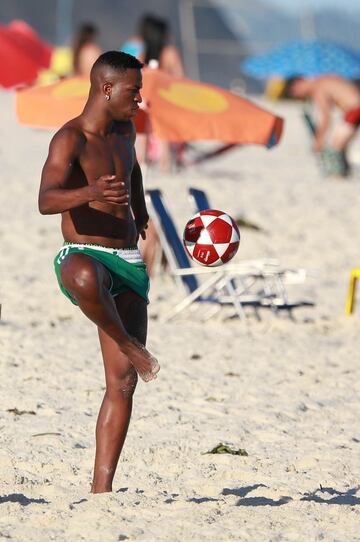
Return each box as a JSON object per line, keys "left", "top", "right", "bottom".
{"left": 91, "top": 291, "right": 147, "bottom": 493}
{"left": 59, "top": 253, "right": 159, "bottom": 381}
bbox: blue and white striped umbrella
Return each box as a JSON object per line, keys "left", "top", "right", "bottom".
{"left": 242, "top": 40, "right": 360, "bottom": 79}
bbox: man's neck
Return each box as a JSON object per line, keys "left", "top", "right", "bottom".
{"left": 81, "top": 100, "right": 114, "bottom": 137}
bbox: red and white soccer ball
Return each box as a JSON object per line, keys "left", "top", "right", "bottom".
{"left": 183, "top": 209, "right": 240, "bottom": 267}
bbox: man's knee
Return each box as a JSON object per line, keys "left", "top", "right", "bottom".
{"left": 107, "top": 370, "right": 138, "bottom": 399}
{"left": 60, "top": 254, "right": 106, "bottom": 300}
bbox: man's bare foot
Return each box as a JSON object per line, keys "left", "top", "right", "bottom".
{"left": 124, "top": 337, "right": 160, "bottom": 382}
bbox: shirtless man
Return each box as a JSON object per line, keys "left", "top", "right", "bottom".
{"left": 38, "top": 51, "right": 160, "bottom": 493}
{"left": 285, "top": 75, "right": 360, "bottom": 153}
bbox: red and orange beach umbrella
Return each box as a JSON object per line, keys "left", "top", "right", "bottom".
{"left": 16, "top": 68, "right": 283, "bottom": 147}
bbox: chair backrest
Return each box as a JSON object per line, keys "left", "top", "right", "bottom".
{"left": 188, "top": 187, "right": 211, "bottom": 212}
{"left": 302, "top": 109, "right": 316, "bottom": 136}
{"left": 146, "top": 189, "right": 199, "bottom": 294}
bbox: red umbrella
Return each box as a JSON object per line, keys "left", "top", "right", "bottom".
{"left": 0, "top": 20, "right": 52, "bottom": 88}
{"left": 8, "top": 20, "right": 52, "bottom": 68}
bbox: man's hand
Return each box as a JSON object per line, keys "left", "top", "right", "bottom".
{"left": 136, "top": 213, "right": 150, "bottom": 240}
{"left": 90, "top": 175, "right": 129, "bottom": 205}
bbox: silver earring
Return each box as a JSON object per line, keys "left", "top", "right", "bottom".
{"left": 105, "top": 95, "right": 110, "bottom": 101}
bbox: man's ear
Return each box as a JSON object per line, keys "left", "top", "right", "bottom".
{"left": 103, "top": 82, "right": 112, "bottom": 100}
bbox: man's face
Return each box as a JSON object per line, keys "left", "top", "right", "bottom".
{"left": 109, "top": 68, "right": 142, "bottom": 121}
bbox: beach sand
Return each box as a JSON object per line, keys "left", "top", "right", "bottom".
{"left": 1, "top": 90, "right": 360, "bottom": 541}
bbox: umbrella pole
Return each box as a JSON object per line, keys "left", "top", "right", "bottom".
{"left": 55, "top": 0, "right": 73, "bottom": 45}
{"left": 184, "top": 143, "right": 238, "bottom": 167}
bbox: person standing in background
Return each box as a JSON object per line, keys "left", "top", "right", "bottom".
{"left": 122, "top": 14, "right": 184, "bottom": 169}
{"left": 140, "top": 15, "right": 184, "bottom": 171}
{"left": 122, "top": 15, "right": 185, "bottom": 275}
{"left": 73, "top": 23, "right": 102, "bottom": 78}
{"left": 122, "top": 14, "right": 183, "bottom": 78}
{"left": 140, "top": 14, "right": 184, "bottom": 78}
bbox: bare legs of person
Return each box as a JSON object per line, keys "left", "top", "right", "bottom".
{"left": 330, "top": 122, "right": 356, "bottom": 152}
{"left": 60, "top": 253, "right": 160, "bottom": 382}
{"left": 59, "top": 253, "right": 160, "bottom": 493}
{"left": 317, "top": 122, "right": 355, "bottom": 178}
{"left": 92, "top": 293, "right": 148, "bottom": 493}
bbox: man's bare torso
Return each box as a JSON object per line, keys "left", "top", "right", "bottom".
{"left": 313, "top": 76, "right": 360, "bottom": 112}
{"left": 62, "top": 119, "right": 137, "bottom": 248}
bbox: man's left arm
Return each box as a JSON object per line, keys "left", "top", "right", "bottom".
{"left": 131, "top": 155, "right": 149, "bottom": 240}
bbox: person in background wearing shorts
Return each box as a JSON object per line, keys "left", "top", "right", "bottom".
{"left": 38, "top": 51, "right": 160, "bottom": 494}
{"left": 284, "top": 74, "right": 360, "bottom": 177}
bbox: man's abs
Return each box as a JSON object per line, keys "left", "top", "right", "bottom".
{"left": 61, "top": 202, "right": 138, "bottom": 248}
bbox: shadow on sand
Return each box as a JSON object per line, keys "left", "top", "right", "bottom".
{"left": 187, "top": 496, "right": 219, "bottom": 504}
{"left": 222, "top": 484, "right": 292, "bottom": 507}
{"left": 236, "top": 495, "right": 293, "bottom": 507}
{"left": 221, "top": 484, "right": 360, "bottom": 507}
{"left": 300, "top": 486, "right": 360, "bottom": 505}
{"left": 222, "top": 484, "right": 267, "bottom": 498}
{"left": 0, "top": 493, "right": 50, "bottom": 506}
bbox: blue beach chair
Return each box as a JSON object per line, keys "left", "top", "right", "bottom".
{"left": 188, "top": 187, "right": 211, "bottom": 212}
{"left": 145, "top": 189, "right": 271, "bottom": 321}
{"left": 145, "top": 189, "right": 305, "bottom": 321}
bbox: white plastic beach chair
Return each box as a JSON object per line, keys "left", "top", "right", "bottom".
{"left": 146, "top": 189, "right": 311, "bottom": 322}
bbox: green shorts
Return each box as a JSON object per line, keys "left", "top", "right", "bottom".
{"left": 54, "top": 242, "right": 150, "bottom": 305}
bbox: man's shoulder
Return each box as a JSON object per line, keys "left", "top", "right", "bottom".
{"left": 51, "top": 120, "right": 87, "bottom": 150}
{"left": 57, "top": 119, "right": 87, "bottom": 140}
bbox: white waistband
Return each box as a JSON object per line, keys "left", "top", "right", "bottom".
{"left": 60, "top": 243, "right": 143, "bottom": 263}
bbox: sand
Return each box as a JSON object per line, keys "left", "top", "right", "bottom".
{"left": 1, "top": 89, "right": 360, "bottom": 541}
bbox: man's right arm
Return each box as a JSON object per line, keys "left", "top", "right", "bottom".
{"left": 38, "top": 127, "right": 129, "bottom": 215}
{"left": 39, "top": 127, "right": 93, "bottom": 215}
{"left": 39, "top": 128, "right": 90, "bottom": 214}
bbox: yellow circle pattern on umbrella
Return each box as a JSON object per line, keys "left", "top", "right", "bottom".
{"left": 158, "top": 82, "right": 229, "bottom": 113}
{"left": 53, "top": 79, "right": 89, "bottom": 98}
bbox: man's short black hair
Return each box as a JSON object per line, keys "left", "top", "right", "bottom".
{"left": 281, "top": 76, "right": 304, "bottom": 99}
{"left": 91, "top": 50, "right": 143, "bottom": 74}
